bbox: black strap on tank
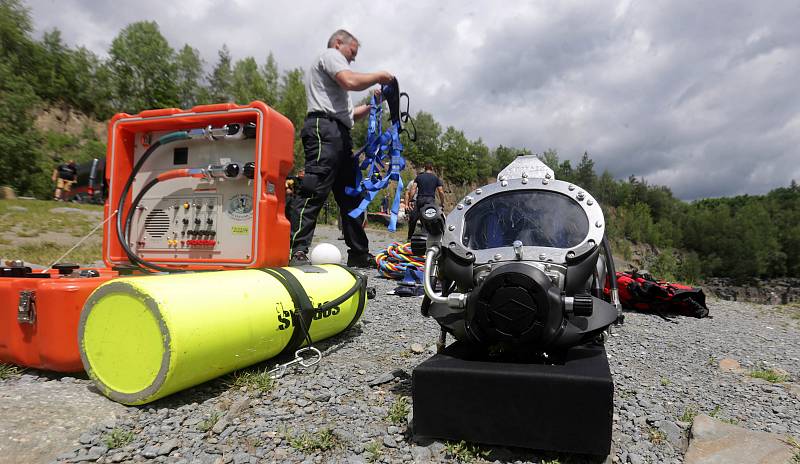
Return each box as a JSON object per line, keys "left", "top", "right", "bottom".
{"left": 261, "top": 265, "right": 368, "bottom": 356}
{"left": 261, "top": 267, "right": 317, "bottom": 356}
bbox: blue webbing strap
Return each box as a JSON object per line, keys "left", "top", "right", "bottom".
{"left": 346, "top": 84, "right": 408, "bottom": 232}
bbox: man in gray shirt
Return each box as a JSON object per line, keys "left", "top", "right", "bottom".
{"left": 289, "top": 29, "right": 393, "bottom": 267}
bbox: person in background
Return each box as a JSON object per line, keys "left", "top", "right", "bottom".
{"left": 404, "top": 178, "right": 417, "bottom": 241}
{"left": 380, "top": 195, "right": 389, "bottom": 214}
{"left": 285, "top": 169, "right": 304, "bottom": 231}
{"left": 398, "top": 199, "right": 408, "bottom": 222}
{"left": 288, "top": 29, "right": 394, "bottom": 267}
{"left": 406, "top": 162, "right": 445, "bottom": 240}
{"left": 52, "top": 159, "right": 77, "bottom": 201}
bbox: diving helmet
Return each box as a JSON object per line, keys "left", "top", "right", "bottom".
{"left": 420, "top": 156, "right": 621, "bottom": 352}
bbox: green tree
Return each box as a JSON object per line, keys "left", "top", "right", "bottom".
{"left": 0, "top": 61, "right": 48, "bottom": 198}
{"left": 782, "top": 223, "right": 800, "bottom": 276}
{"left": 764, "top": 185, "right": 800, "bottom": 276}
{"left": 261, "top": 52, "right": 280, "bottom": 106}
{"left": 683, "top": 201, "right": 781, "bottom": 279}
{"left": 677, "top": 251, "right": 703, "bottom": 283}
{"left": 70, "top": 46, "right": 114, "bottom": 118}
{"left": 682, "top": 203, "right": 729, "bottom": 276}
{"left": 36, "top": 29, "right": 71, "bottom": 103}
{"left": 539, "top": 149, "right": 576, "bottom": 183}
{"left": 558, "top": 160, "right": 574, "bottom": 183}
{"left": 471, "top": 137, "right": 492, "bottom": 181}
{"left": 594, "top": 170, "right": 617, "bottom": 206}
{"left": 175, "top": 44, "right": 204, "bottom": 108}
{"left": 730, "top": 202, "right": 782, "bottom": 278}
{"left": 232, "top": 57, "right": 268, "bottom": 104}
{"left": 403, "top": 110, "right": 441, "bottom": 168}
{"left": 627, "top": 175, "right": 650, "bottom": 205}
{"left": 0, "top": 0, "right": 51, "bottom": 198}
{"left": 650, "top": 248, "right": 680, "bottom": 282}
{"left": 207, "top": 45, "right": 233, "bottom": 103}
{"left": 438, "top": 126, "right": 473, "bottom": 183}
{"left": 30, "top": 28, "right": 113, "bottom": 118}
{"left": 540, "top": 148, "right": 560, "bottom": 172}
{"left": 618, "top": 202, "right": 656, "bottom": 244}
{"left": 277, "top": 68, "right": 306, "bottom": 168}
{"left": 108, "top": 21, "right": 179, "bottom": 113}
{"left": 493, "top": 145, "right": 532, "bottom": 175}
{"left": 0, "top": 0, "right": 35, "bottom": 63}
{"left": 574, "top": 151, "right": 597, "bottom": 192}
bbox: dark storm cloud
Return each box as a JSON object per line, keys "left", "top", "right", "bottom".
{"left": 25, "top": 0, "right": 800, "bottom": 199}
{"left": 429, "top": 1, "right": 800, "bottom": 199}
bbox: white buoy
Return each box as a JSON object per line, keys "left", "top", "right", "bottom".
{"left": 310, "top": 242, "right": 343, "bottom": 265}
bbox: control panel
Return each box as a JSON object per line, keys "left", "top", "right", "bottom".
{"left": 128, "top": 133, "right": 256, "bottom": 263}
{"left": 135, "top": 195, "right": 222, "bottom": 252}
{"left": 103, "top": 102, "right": 295, "bottom": 270}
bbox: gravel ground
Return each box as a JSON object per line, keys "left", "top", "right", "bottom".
{"left": 1, "top": 225, "right": 798, "bottom": 464}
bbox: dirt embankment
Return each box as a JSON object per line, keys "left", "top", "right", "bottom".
{"left": 34, "top": 106, "right": 106, "bottom": 141}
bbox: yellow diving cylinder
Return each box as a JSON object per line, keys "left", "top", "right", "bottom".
{"left": 78, "top": 265, "right": 366, "bottom": 405}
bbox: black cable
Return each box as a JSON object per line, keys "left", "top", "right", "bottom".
{"left": 115, "top": 132, "right": 188, "bottom": 273}
{"left": 602, "top": 236, "right": 622, "bottom": 323}
{"left": 123, "top": 179, "right": 156, "bottom": 252}
{"left": 602, "top": 236, "right": 617, "bottom": 293}
{"left": 312, "top": 272, "right": 365, "bottom": 312}
{"left": 122, "top": 177, "right": 179, "bottom": 271}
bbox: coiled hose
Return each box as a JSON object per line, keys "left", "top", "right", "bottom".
{"left": 375, "top": 242, "right": 425, "bottom": 280}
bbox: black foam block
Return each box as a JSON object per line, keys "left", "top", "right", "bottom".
{"left": 412, "top": 342, "right": 613, "bottom": 455}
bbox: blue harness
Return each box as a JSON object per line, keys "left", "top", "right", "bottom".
{"left": 345, "top": 79, "right": 414, "bottom": 232}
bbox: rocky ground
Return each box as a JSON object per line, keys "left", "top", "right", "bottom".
{"left": 0, "top": 225, "right": 798, "bottom": 463}
{"left": 702, "top": 276, "right": 800, "bottom": 306}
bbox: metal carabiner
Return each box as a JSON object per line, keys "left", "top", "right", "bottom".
{"left": 267, "top": 346, "right": 322, "bottom": 379}
{"left": 295, "top": 346, "right": 322, "bottom": 368}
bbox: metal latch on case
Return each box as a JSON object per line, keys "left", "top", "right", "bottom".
{"left": 18, "top": 290, "right": 36, "bottom": 324}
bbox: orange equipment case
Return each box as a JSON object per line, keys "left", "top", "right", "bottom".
{"left": 0, "top": 102, "right": 294, "bottom": 373}
{"left": 103, "top": 102, "right": 295, "bottom": 270}
{"left": 0, "top": 266, "right": 118, "bottom": 372}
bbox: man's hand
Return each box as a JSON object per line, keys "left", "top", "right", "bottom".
{"left": 353, "top": 104, "right": 371, "bottom": 122}
{"left": 376, "top": 71, "right": 394, "bottom": 85}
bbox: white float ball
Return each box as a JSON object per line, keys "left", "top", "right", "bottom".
{"left": 310, "top": 242, "right": 342, "bottom": 265}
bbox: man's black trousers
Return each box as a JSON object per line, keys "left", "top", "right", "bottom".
{"left": 406, "top": 203, "right": 419, "bottom": 240}
{"left": 289, "top": 116, "right": 368, "bottom": 257}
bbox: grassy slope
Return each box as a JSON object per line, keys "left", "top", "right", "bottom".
{"left": 0, "top": 197, "right": 411, "bottom": 267}
{"left": 0, "top": 199, "right": 105, "bottom": 266}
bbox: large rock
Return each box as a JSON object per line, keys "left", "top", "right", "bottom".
{"left": 0, "top": 186, "right": 16, "bottom": 199}
{"left": 703, "top": 277, "right": 800, "bottom": 305}
{"left": 718, "top": 358, "right": 745, "bottom": 374}
{"left": 658, "top": 420, "right": 688, "bottom": 452}
{"left": 684, "top": 414, "right": 796, "bottom": 464}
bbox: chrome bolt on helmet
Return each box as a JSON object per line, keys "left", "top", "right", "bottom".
{"left": 420, "top": 156, "right": 621, "bottom": 354}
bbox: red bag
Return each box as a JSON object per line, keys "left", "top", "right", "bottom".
{"left": 612, "top": 271, "right": 709, "bottom": 318}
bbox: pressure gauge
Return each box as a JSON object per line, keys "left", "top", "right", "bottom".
{"left": 226, "top": 194, "right": 253, "bottom": 220}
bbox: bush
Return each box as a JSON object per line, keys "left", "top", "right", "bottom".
{"left": 677, "top": 251, "right": 703, "bottom": 283}
{"left": 650, "top": 248, "right": 679, "bottom": 282}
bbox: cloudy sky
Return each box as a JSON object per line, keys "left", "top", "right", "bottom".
{"left": 26, "top": 0, "right": 800, "bottom": 200}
